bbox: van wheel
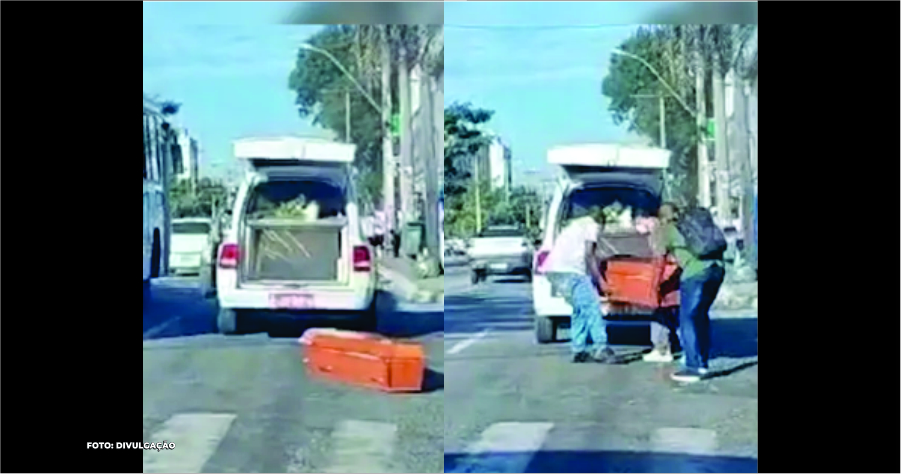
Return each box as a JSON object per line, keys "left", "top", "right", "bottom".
{"left": 535, "top": 316, "right": 555, "bottom": 344}
{"left": 200, "top": 264, "right": 216, "bottom": 299}
{"left": 356, "top": 296, "right": 379, "bottom": 332}
{"left": 151, "top": 231, "right": 162, "bottom": 278}
{"left": 471, "top": 271, "right": 480, "bottom": 285}
{"left": 217, "top": 309, "right": 238, "bottom": 335}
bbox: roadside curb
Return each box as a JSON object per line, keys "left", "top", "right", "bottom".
{"left": 378, "top": 266, "right": 444, "bottom": 304}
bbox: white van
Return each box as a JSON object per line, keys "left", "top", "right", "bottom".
{"left": 215, "top": 137, "right": 377, "bottom": 334}
{"left": 531, "top": 144, "right": 670, "bottom": 344}
{"left": 170, "top": 218, "right": 213, "bottom": 276}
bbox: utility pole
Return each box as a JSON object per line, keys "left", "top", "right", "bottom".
{"left": 474, "top": 155, "right": 482, "bottom": 234}
{"left": 657, "top": 95, "right": 667, "bottom": 150}
{"left": 381, "top": 27, "right": 396, "bottom": 242}
{"left": 345, "top": 90, "right": 351, "bottom": 143}
{"left": 733, "top": 79, "right": 756, "bottom": 268}
{"left": 422, "top": 70, "right": 441, "bottom": 265}
{"left": 525, "top": 201, "right": 531, "bottom": 230}
{"left": 695, "top": 33, "right": 711, "bottom": 209}
{"left": 712, "top": 48, "right": 731, "bottom": 226}
{"left": 398, "top": 41, "right": 414, "bottom": 232}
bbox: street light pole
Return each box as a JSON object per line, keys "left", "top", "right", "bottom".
{"left": 659, "top": 95, "right": 666, "bottom": 149}
{"left": 612, "top": 49, "right": 695, "bottom": 118}
{"left": 299, "top": 44, "right": 382, "bottom": 116}
{"left": 345, "top": 90, "right": 351, "bottom": 143}
{"left": 474, "top": 155, "right": 482, "bottom": 235}
{"left": 616, "top": 48, "right": 719, "bottom": 208}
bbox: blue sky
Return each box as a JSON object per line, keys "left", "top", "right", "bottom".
{"left": 143, "top": 2, "right": 326, "bottom": 183}
{"left": 144, "top": 2, "right": 671, "bottom": 185}
{"left": 444, "top": 2, "right": 668, "bottom": 188}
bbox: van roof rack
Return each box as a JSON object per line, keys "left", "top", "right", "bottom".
{"left": 234, "top": 137, "right": 355, "bottom": 165}
{"left": 548, "top": 144, "right": 669, "bottom": 169}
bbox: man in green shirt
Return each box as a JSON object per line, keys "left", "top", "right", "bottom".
{"left": 657, "top": 203, "right": 726, "bottom": 383}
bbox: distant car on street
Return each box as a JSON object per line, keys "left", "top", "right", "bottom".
{"left": 170, "top": 218, "right": 213, "bottom": 276}
{"left": 467, "top": 225, "right": 534, "bottom": 284}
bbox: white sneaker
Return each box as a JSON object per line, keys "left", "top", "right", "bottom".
{"left": 678, "top": 355, "right": 710, "bottom": 375}
{"left": 643, "top": 350, "right": 674, "bottom": 363}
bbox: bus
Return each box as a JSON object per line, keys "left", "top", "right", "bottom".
{"left": 143, "top": 98, "right": 175, "bottom": 296}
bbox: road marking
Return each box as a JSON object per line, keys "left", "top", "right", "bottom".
{"left": 320, "top": 420, "right": 398, "bottom": 474}
{"left": 143, "top": 317, "right": 182, "bottom": 339}
{"left": 652, "top": 428, "right": 718, "bottom": 455}
{"left": 142, "top": 413, "right": 236, "bottom": 473}
{"left": 446, "top": 329, "right": 490, "bottom": 355}
{"left": 448, "top": 422, "right": 554, "bottom": 473}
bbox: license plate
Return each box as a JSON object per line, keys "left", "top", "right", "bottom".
{"left": 490, "top": 263, "right": 508, "bottom": 271}
{"left": 270, "top": 293, "right": 314, "bottom": 310}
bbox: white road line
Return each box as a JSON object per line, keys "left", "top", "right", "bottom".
{"left": 143, "top": 317, "right": 182, "bottom": 339}
{"left": 446, "top": 329, "right": 490, "bottom": 355}
{"left": 447, "top": 422, "right": 554, "bottom": 473}
{"left": 142, "top": 413, "right": 236, "bottom": 474}
{"left": 652, "top": 428, "right": 718, "bottom": 455}
{"left": 320, "top": 420, "right": 398, "bottom": 474}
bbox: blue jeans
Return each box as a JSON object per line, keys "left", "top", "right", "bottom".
{"left": 679, "top": 265, "right": 726, "bottom": 370}
{"left": 547, "top": 272, "right": 607, "bottom": 354}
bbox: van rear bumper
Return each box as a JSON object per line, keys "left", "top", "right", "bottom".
{"left": 219, "top": 288, "right": 373, "bottom": 311}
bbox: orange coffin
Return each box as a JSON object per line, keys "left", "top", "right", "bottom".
{"left": 299, "top": 329, "right": 425, "bottom": 393}
{"left": 603, "top": 257, "right": 681, "bottom": 309}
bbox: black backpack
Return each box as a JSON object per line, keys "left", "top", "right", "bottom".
{"left": 676, "top": 207, "right": 728, "bottom": 260}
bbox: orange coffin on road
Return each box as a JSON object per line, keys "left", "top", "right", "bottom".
{"left": 603, "top": 257, "right": 681, "bottom": 309}
{"left": 299, "top": 329, "right": 425, "bottom": 393}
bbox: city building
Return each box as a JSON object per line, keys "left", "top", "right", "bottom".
{"left": 460, "top": 133, "right": 512, "bottom": 196}
{"left": 173, "top": 127, "right": 200, "bottom": 184}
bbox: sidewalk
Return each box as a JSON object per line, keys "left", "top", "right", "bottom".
{"left": 713, "top": 264, "right": 758, "bottom": 312}
{"left": 378, "top": 256, "right": 444, "bottom": 304}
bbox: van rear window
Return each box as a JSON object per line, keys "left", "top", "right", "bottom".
{"left": 247, "top": 180, "right": 347, "bottom": 220}
{"left": 563, "top": 186, "right": 660, "bottom": 226}
{"left": 173, "top": 222, "right": 211, "bottom": 234}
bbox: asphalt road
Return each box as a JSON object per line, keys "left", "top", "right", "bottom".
{"left": 443, "top": 272, "right": 759, "bottom": 473}
{"left": 442, "top": 255, "right": 472, "bottom": 296}
{"left": 143, "top": 277, "right": 444, "bottom": 473}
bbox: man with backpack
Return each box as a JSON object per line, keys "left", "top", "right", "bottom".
{"left": 656, "top": 202, "right": 727, "bottom": 383}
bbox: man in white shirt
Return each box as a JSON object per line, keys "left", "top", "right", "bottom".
{"left": 543, "top": 206, "right": 621, "bottom": 364}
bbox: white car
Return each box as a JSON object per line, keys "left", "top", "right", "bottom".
{"left": 531, "top": 144, "right": 670, "bottom": 344}
{"left": 467, "top": 226, "right": 534, "bottom": 284}
{"left": 169, "top": 218, "right": 213, "bottom": 276}
{"left": 215, "top": 137, "right": 377, "bottom": 334}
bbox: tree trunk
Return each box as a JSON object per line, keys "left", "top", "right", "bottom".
{"left": 381, "top": 26, "right": 396, "bottom": 238}
{"left": 712, "top": 48, "right": 730, "bottom": 225}
{"left": 422, "top": 73, "right": 441, "bottom": 265}
{"left": 398, "top": 41, "right": 414, "bottom": 232}
{"left": 731, "top": 79, "right": 756, "bottom": 269}
{"left": 695, "top": 26, "right": 711, "bottom": 208}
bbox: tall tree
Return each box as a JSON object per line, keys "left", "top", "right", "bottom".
{"left": 602, "top": 26, "right": 702, "bottom": 207}
{"left": 288, "top": 26, "right": 391, "bottom": 208}
{"left": 601, "top": 25, "right": 757, "bottom": 209}
{"left": 444, "top": 102, "right": 495, "bottom": 198}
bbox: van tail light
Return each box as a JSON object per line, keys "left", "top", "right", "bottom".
{"left": 353, "top": 246, "right": 372, "bottom": 272}
{"left": 218, "top": 243, "right": 240, "bottom": 269}
{"left": 535, "top": 251, "right": 550, "bottom": 275}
